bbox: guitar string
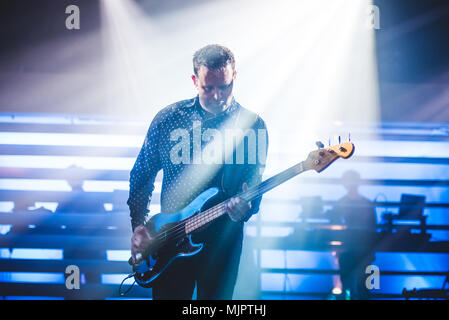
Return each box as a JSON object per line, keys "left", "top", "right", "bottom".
{"left": 141, "top": 202, "right": 227, "bottom": 255}
{"left": 159, "top": 178, "right": 285, "bottom": 245}
{"left": 149, "top": 165, "right": 303, "bottom": 247}
{"left": 147, "top": 162, "right": 305, "bottom": 247}
{"left": 151, "top": 182, "right": 262, "bottom": 245}
{"left": 147, "top": 202, "right": 226, "bottom": 247}
{"left": 149, "top": 150, "right": 346, "bottom": 247}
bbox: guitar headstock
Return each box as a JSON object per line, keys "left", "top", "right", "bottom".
{"left": 304, "top": 142, "right": 355, "bottom": 172}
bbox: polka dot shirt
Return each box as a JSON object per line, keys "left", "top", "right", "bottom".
{"left": 127, "top": 95, "right": 268, "bottom": 232}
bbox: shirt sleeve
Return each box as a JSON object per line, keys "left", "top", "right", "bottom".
{"left": 127, "top": 116, "right": 163, "bottom": 231}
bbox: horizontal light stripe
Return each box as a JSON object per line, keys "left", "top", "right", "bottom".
{"left": 83, "top": 180, "right": 129, "bottom": 192}
{"left": 375, "top": 252, "right": 449, "bottom": 271}
{"left": 0, "top": 113, "right": 145, "bottom": 126}
{"left": 245, "top": 226, "right": 294, "bottom": 237}
{"left": 101, "top": 273, "right": 134, "bottom": 285}
{"left": 33, "top": 202, "right": 58, "bottom": 212}
{"left": 375, "top": 275, "right": 445, "bottom": 294}
{"left": 0, "top": 179, "right": 71, "bottom": 191}
{"left": 261, "top": 273, "right": 334, "bottom": 292}
{"left": 0, "top": 155, "right": 135, "bottom": 170}
{"left": 353, "top": 140, "right": 449, "bottom": 158}
{"left": 0, "top": 132, "right": 142, "bottom": 147}
{"left": 0, "top": 115, "right": 75, "bottom": 125}
{"left": 0, "top": 201, "right": 14, "bottom": 212}
{"left": 0, "top": 225, "right": 12, "bottom": 235}
{"left": 0, "top": 272, "right": 65, "bottom": 283}
{"left": 0, "top": 248, "right": 11, "bottom": 258}
{"left": 264, "top": 183, "right": 449, "bottom": 202}
{"left": 106, "top": 250, "right": 132, "bottom": 261}
{"left": 0, "top": 178, "right": 161, "bottom": 193}
{"left": 311, "top": 162, "right": 449, "bottom": 180}
{"left": 0, "top": 248, "right": 63, "bottom": 260}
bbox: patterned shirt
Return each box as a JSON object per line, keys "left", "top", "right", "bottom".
{"left": 127, "top": 95, "right": 268, "bottom": 237}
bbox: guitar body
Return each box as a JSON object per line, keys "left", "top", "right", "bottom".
{"left": 132, "top": 187, "right": 220, "bottom": 288}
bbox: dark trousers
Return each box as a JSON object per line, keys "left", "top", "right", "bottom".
{"left": 338, "top": 250, "right": 375, "bottom": 300}
{"left": 152, "top": 234, "right": 243, "bottom": 300}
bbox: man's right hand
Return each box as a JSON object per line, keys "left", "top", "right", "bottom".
{"left": 131, "top": 225, "right": 151, "bottom": 264}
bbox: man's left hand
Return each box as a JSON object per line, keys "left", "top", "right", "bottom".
{"left": 226, "top": 182, "right": 252, "bottom": 222}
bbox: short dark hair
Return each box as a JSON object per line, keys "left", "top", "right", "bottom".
{"left": 193, "top": 44, "right": 235, "bottom": 76}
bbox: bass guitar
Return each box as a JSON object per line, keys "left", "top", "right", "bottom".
{"left": 128, "top": 141, "right": 354, "bottom": 288}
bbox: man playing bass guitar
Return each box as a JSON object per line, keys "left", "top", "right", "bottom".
{"left": 127, "top": 44, "right": 269, "bottom": 300}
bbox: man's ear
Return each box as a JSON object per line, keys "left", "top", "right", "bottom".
{"left": 233, "top": 69, "right": 237, "bottom": 80}
{"left": 191, "top": 74, "right": 198, "bottom": 87}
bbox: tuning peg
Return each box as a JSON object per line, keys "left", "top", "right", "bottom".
{"left": 328, "top": 138, "right": 331, "bottom": 146}
{"left": 349, "top": 132, "right": 351, "bottom": 142}
{"left": 338, "top": 136, "right": 341, "bottom": 144}
{"left": 316, "top": 141, "right": 324, "bottom": 149}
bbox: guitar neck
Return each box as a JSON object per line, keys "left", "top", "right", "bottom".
{"left": 185, "top": 161, "right": 308, "bottom": 234}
